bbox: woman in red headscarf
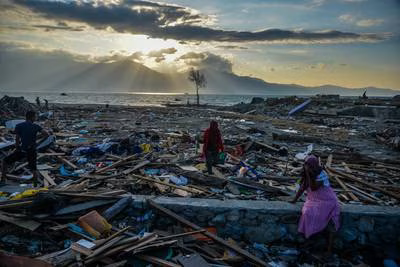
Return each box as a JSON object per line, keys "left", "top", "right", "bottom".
{"left": 203, "top": 120, "right": 224, "bottom": 175}
{"left": 290, "top": 155, "right": 340, "bottom": 254}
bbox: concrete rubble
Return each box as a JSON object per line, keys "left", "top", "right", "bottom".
{"left": 0, "top": 95, "right": 399, "bottom": 267}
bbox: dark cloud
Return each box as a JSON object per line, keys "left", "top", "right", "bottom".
{"left": 33, "top": 21, "right": 86, "bottom": 32}
{"left": 178, "top": 52, "right": 233, "bottom": 73}
{"left": 10, "top": 0, "right": 386, "bottom": 44}
{"left": 216, "top": 45, "right": 248, "bottom": 50}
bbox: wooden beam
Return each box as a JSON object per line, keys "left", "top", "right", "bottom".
{"left": 326, "top": 169, "right": 359, "bottom": 202}
{"left": 129, "top": 174, "right": 205, "bottom": 195}
{"left": 326, "top": 154, "right": 332, "bottom": 168}
{"left": 345, "top": 183, "right": 382, "bottom": 203}
{"left": 95, "top": 154, "right": 137, "bottom": 174}
{"left": 148, "top": 200, "right": 267, "bottom": 267}
{"left": 122, "top": 160, "right": 150, "bottom": 175}
{"left": 0, "top": 211, "right": 41, "bottom": 231}
{"left": 49, "top": 149, "right": 78, "bottom": 169}
{"left": 39, "top": 170, "right": 57, "bottom": 186}
{"left": 135, "top": 255, "right": 181, "bottom": 267}
{"left": 327, "top": 167, "right": 400, "bottom": 201}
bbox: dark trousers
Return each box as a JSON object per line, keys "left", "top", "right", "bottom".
{"left": 3, "top": 149, "right": 37, "bottom": 171}
{"left": 205, "top": 150, "right": 218, "bottom": 174}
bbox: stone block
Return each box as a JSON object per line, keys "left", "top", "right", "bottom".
{"left": 195, "top": 210, "right": 214, "bottom": 223}
{"left": 224, "top": 223, "right": 244, "bottom": 240}
{"left": 340, "top": 228, "right": 358, "bottom": 242}
{"left": 226, "top": 210, "right": 240, "bottom": 222}
{"left": 245, "top": 210, "right": 259, "bottom": 220}
{"left": 257, "top": 214, "right": 278, "bottom": 224}
{"left": 244, "top": 224, "right": 287, "bottom": 243}
{"left": 211, "top": 214, "right": 226, "bottom": 226}
{"left": 358, "top": 217, "right": 375, "bottom": 233}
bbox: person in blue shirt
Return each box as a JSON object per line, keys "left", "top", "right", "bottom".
{"left": 1, "top": 111, "right": 48, "bottom": 186}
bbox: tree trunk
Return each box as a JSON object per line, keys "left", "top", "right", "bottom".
{"left": 196, "top": 85, "right": 199, "bottom": 106}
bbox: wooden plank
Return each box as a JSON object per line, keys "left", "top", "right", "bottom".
{"left": 133, "top": 240, "right": 177, "bottom": 254}
{"left": 123, "top": 233, "right": 158, "bottom": 252}
{"left": 15, "top": 155, "right": 45, "bottom": 171}
{"left": 49, "top": 224, "right": 69, "bottom": 231}
{"left": 326, "top": 169, "right": 359, "bottom": 202}
{"left": 38, "top": 153, "right": 66, "bottom": 156}
{"left": 85, "top": 235, "right": 147, "bottom": 264}
{"left": 39, "top": 170, "right": 57, "bottom": 186}
{"left": 326, "top": 154, "right": 332, "bottom": 168}
{"left": 327, "top": 167, "right": 400, "bottom": 201}
{"left": 136, "top": 255, "right": 181, "bottom": 267}
{"left": 148, "top": 200, "right": 267, "bottom": 267}
{"left": 71, "top": 243, "right": 93, "bottom": 256}
{"left": 129, "top": 174, "right": 204, "bottom": 195}
{"left": 86, "top": 236, "right": 125, "bottom": 259}
{"left": 55, "top": 200, "right": 116, "bottom": 215}
{"left": 96, "top": 154, "right": 137, "bottom": 174}
{"left": 0, "top": 200, "right": 33, "bottom": 209}
{"left": 122, "top": 160, "right": 150, "bottom": 175}
{"left": 345, "top": 183, "right": 382, "bottom": 202}
{"left": 254, "top": 141, "right": 279, "bottom": 152}
{"left": 106, "top": 154, "right": 123, "bottom": 160}
{"left": 157, "top": 229, "right": 206, "bottom": 241}
{"left": 341, "top": 162, "right": 352, "bottom": 173}
{"left": 93, "top": 227, "right": 131, "bottom": 249}
{"left": 0, "top": 211, "right": 41, "bottom": 231}
{"left": 104, "top": 261, "right": 127, "bottom": 267}
{"left": 177, "top": 253, "right": 211, "bottom": 267}
{"left": 49, "top": 149, "right": 78, "bottom": 169}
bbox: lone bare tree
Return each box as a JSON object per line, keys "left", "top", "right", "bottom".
{"left": 188, "top": 68, "right": 206, "bottom": 106}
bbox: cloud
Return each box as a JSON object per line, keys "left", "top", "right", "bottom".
{"left": 0, "top": 41, "right": 143, "bottom": 63}
{"left": 342, "top": 0, "right": 366, "bottom": 2}
{"left": 288, "top": 49, "right": 308, "bottom": 54}
{"left": 9, "top": 0, "right": 386, "bottom": 44}
{"left": 33, "top": 21, "right": 86, "bottom": 32}
{"left": 356, "top": 19, "right": 384, "bottom": 27}
{"left": 147, "top": 47, "right": 177, "bottom": 62}
{"left": 308, "top": 0, "right": 326, "bottom": 8}
{"left": 178, "top": 52, "right": 207, "bottom": 60}
{"left": 216, "top": 45, "right": 248, "bottom": 50}
{"left": 339, "top": 14, "right": 356, "bottom": 23}
{"left": 339, "top": 14, "right": 384, "bottom": 27}
{"left": 309, "top": 63, "right": 326, "bottom": 70}
{"left": 178, "top": 52, "right": 233, "bottom": 73}
{"left": 93, "top": 51, "right": 143, "bottom": 63}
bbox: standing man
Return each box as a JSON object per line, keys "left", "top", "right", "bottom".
{"left": 1, "top": 111, "right": 48, "bottom": 186}
{"left": 203, "top": 120, "right": 224, "bottom": 175}
{"left": 36, "top": 96, "right": 41, "bottom": 108}
{"left": 44, "top": 99, "right": 49, "bottom": 111}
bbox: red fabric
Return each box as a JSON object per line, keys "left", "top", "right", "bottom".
{"left": 203, "top": 121, "right": 223, "bottom": 154}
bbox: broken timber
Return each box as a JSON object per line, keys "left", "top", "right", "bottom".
{"left": 148, "top": 199, "right": 268, "bottom": 267}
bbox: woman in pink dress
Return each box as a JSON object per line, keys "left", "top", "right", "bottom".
{"left": 290, "top": 155, "right": 340, "bottom": 253}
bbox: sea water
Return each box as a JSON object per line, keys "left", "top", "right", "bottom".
{"left": 0, "top": 91, "right": 286, "bottom": 107}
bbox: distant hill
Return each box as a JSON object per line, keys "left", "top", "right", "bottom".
{"left": 0, "top": 50, "right": 398, "bottom": 96}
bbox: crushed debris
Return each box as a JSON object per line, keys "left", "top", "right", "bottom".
{"left": 0, "top": 95, "right": 399, "bottom": 266}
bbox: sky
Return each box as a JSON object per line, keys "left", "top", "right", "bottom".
{"left": 1, "top": 0, "right": 400, "bottom": 90}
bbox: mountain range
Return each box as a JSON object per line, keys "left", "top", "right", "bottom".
{"left": 0, "top": 50, "right": 398, "bottom": 96}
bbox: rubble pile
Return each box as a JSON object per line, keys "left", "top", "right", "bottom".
{"left": 0, "top": 98, "right": 399, "bottom": 266}
{"left": 0, "top": 95, "right": 38, "bottom": 120}
{"left": 377, "top": 126, "right": 400, "bottom": 151}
